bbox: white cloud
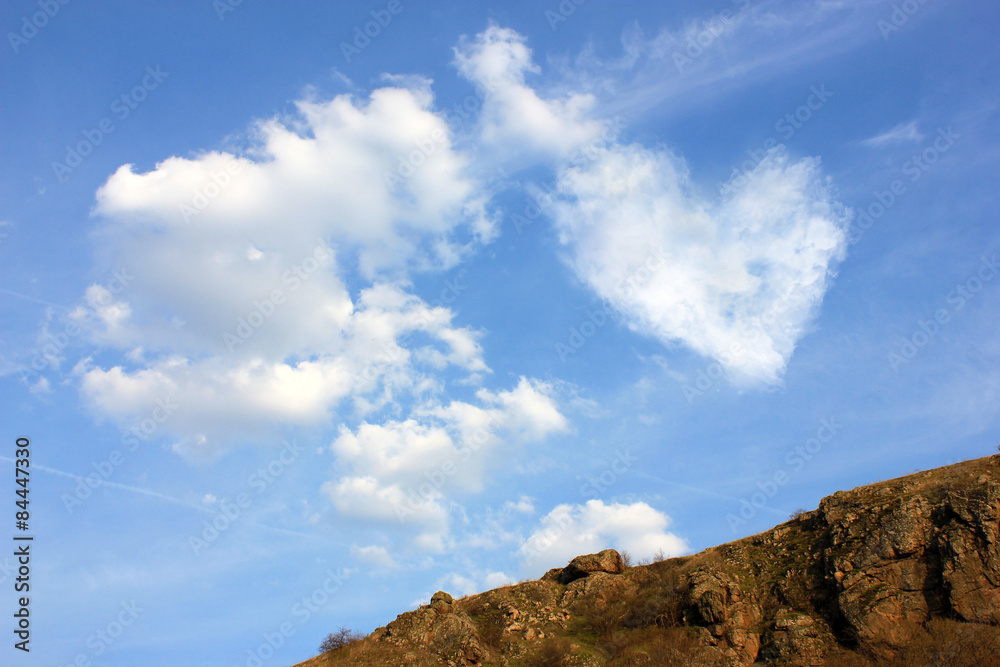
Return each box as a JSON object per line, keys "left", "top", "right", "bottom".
{"left": 454, "top": 24, "right": 605, "bottom": 161}
{"left": 503, "top": 496, "right": 534, "bottom": 514}
{"left": 74, "top": 79, "right": 501, "bottom": 458}
{"left": 323, "top": 378, "right": 567, "bottom": 551}
{"left": 95, "top": 85, "right": 493, "bottom": 277}
{"left": 428, "top": 570, "right": 515, "bottom": 601}
{"left": 29, "top": 376, "right": 51, "bottom": 395}
{"left": 518, "top": 500, "right": 688, "bottom": 574}
{"left": 439, "top": 572, "right": 479, "bottom": 598}
{"left": 551, "top": 144, "right": 849, "bottom": 384}
{"left": 483, "top": 571, "right": 516, "bottom": 589}
{"left": 350, "top": 544, "right": 399, "bottom": 569}
{"left": 862, "top": 120, "right": 924, "bottom": 147}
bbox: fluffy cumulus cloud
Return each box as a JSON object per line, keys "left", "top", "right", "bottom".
{"left": 323, "top": 378, "right": 567, "bottom": 551}
{"left": 77, "top": 280, "right": 491, "bottom": 458}
{"left": 550, "top": 144, "right": 849, "bottom": 384}
{"left": 518, "top": 500, "right": 688, "bottom": 574}
{"left": 425, "top": 570, "right": 515, "bottom": 602}
{"left": 74, "top": 80, "right": 505, "bottom": 458}
{"left": 350, "top": 544, "right": 399, "bottom": 570}
{"left": 454, "top": 24, "right": 605, "bottom": 160}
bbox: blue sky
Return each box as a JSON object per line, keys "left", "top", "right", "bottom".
{"left": 1, "top": 1, "right": 999, "bottom": 665}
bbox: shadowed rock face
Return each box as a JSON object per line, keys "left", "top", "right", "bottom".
{"left": 294, "top": 455, "right": 1000, "bottom": 667}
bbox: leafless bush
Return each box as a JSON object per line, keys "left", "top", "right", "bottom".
{"left": 319, "top": 627, "right": 364, "bottom": 653}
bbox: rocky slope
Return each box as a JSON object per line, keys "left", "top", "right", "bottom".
{"left": 293, "top": 455, "right": 1000, "bottom": 666}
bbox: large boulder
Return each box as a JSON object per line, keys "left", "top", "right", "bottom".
{"left": 429, "top": 590, "right": 454, "bottom": 614}
{"left": 558, "top": 549, "right": 625, "bottom": 584}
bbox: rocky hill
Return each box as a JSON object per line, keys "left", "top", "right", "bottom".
{"left": 292, "top": 455, "right": 1000, "bottom": 666}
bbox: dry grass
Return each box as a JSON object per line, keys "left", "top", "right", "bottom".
{"left": 825, "top": 619, "right": 1000, "bottom": 667}
{"left": 522, "top": 636, "right": 575, "bottom": 667}
{"left": 474, "top": 609, "right": 507, "bottom": 652}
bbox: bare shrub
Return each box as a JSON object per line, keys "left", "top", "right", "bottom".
{"left": 319, "top": 627, "right": 365, "bottom": 653}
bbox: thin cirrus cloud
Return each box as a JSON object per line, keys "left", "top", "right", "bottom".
{"left": 862, "top": 120, "right": 925, "bottom": 147}
{"left": 573, "top": 3, "right": 894, "bottom": 123}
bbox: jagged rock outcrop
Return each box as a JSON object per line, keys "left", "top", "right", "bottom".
{"left": 558, "top": 549, "right": 626, "bottom": 584}
{"left": 293, "top": 455, "right": 1000, "bottom": 666}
